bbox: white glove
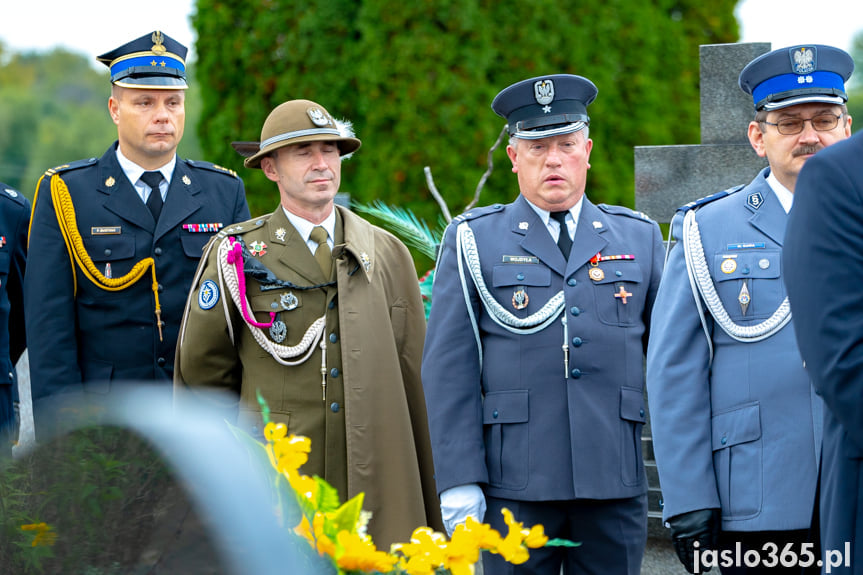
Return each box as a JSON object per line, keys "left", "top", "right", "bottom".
{"left": 440, "top": 483, "right": 487, "bottom": 536}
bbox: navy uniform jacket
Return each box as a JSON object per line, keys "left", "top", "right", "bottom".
{"left": 25, "top": 143, "right": 249, "bottom": 402}
{"left": 647, "top": 168, "right": 820, "bottom": 532}
{"left": 0, "top": 184, "right": 29, "bottom": 412}
{"left": 422, "top": 194, "right": 663, "bottom": 501}
{"left": 784, "top": 132, "right": 863, "bottom": 568}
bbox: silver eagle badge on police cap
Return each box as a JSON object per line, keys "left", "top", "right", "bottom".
{"left": 534, "top": 80, "right": 555, "bottom": 105}
{"left": 791, "top": 46, "right": 816, "bottom": 75}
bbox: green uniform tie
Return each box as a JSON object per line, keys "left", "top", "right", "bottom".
{"left": 310, "top": 226, "right": 332, "bottom": 277}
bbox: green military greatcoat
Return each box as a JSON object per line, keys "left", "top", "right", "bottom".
{"left": 175, "top": 204, "right": 442, "bottom": 546}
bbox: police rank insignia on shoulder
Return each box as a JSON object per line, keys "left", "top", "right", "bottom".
{"left": 198, "top": 279, "right": 220, "bottom": 310}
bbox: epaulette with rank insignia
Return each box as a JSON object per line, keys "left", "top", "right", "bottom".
{"left": 598, "top": 203, "right": 655, "bottom": 223}
{"left": 216, "top": 213, "right": 272, "bottom": 240}
{"left": 677, "top": 184, "right": 745, "bottom": 213}
{"left": 184, "top": 159, "right": 239, "bottom": 178}
{"left": 0, "top": 186, "right": 26, "bottom": 207}
{"left": 451, "top": 203, "right": 504, "bottom": 224}
{"left": 42, "top": 157, "right": 98, "bottom": 177}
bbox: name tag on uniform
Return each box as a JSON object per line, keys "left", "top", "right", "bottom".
{"left": 726, "top": 242, "right": 765, "bottom": 250}
{"left": 502, "top": 255, "right": 539, "bottom": 264}
{"left": 91, "top": 226, "right": 121, "bottom": 235}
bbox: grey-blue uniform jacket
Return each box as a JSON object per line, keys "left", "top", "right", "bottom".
{"left": 25, "top": 143, "right": 250, "bottom": 402}
{"left": 0, "top": 184, "right": 29, "bottom": 405}
{"left": 422, "top": 194, "right": 663, "bottom": 501}
{"left": 646, "top": 167, "right": 821, "bottom": 532}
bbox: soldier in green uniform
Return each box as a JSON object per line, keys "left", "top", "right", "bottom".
{"left": 174, "top": 99, "right": 442, "bottom": 547}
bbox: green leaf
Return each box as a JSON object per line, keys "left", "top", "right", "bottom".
{"left": 327, "top": 492, "right": 365, "bottom": 536}
{"left": 353, "top": 200, "right": 442, "bottom": 261}
{"left": 256, "top": 389, "right": 272, "bottom": 425}
{"left": 545, "top": 538, "right": 581, "bottom": 548}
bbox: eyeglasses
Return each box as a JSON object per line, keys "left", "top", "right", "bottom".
{"left": 761, "top": 113, "right": 844, "bottom": 135}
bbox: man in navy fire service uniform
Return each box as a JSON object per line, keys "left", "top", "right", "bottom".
{"left": 647, "top": 44, "right": 853, "bottom": 574}
{"left": 24, "top": 31, "right": 249, "bottom": 431}
{"left": 0, "top": 182, "right": 28, "bottom": 453}
{"left": 422, "top": 74, "right": 664, "bottom": 574}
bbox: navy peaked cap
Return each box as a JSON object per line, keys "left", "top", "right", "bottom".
{"left": 739, "top": 44, "right": 853, "bottom": 111}
{"left": 492, "top": 74, "right": 597, "bottom": 139}
{"left": 97, "top": 31, "right": 188, "bottom": 89}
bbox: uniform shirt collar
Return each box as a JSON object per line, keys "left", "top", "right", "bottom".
{"left": 282, "top": 206, "right": 336, "bottom": 254}
{"left": 524, "top": 196, "right": 584, "bottom": 240}
{"left": 115, "top": 146, "right": 175, "bottom": 189}
{"left": 765, "top": 170, "right": 793, "bottom": 214}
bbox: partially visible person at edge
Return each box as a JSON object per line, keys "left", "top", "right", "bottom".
{"left": 174, "top": 99, "right": 443, "bottom": 547}
{"left": 646, "top": 44, "right": 853, "bottom": 574}
{"left": 0, "top": 181, "right": 28, "bottom": 454}
{"left": 784, "top": 131, "right": 863, "bottom": 574}
{"left": 422, "top": 73, "right": 664, "bottom": 574}
{"left": 24, "top": 31, "right": 250, "bottom": 436}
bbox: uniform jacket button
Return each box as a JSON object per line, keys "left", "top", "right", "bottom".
{"left": 330, "top": 368, "right": 339, "bottom": 378}
{"left": 154, "top": 247, "right": 163, "bottom": 256}
{"left": 572, "top": 337, "right": 583, "bottom": 347}
{"left": 567, "top": 278, "right": 577, "bottom": 286}
{"left": 330, "top": 402, "right": 340, "bottom": 413}
{"left": 157, "top": 357, "right": 166, "bottom": 367}
{"left": 329, "top": 333, "right": 338, "bottom": 343}
{"left": 104, "top": 248, "right": 112, "bottom": 256}
{"left": 570, "top": 306, "right": 581, "bottom": 316}
{"left": 570, "top": 368, "right": 582, "bottom": 378}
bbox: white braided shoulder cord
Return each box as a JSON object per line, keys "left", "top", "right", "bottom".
{"left": 457, "top": 222, "right": 564, "bottom": 335}
{"left": 217, "top": 237, "right": 326, "bottom": 366}
{"left": 682, "top": 209, "right": 792, "bottom": 343}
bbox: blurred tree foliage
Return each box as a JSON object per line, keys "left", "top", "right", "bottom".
{"left": 847, "top": 31, "right": 863, "bottom": 126}
{"left": 193, "top": 0, "right": 739, "bottom": 221}
{"left": 0, "top": 43, "right": 202, "bottom": 198}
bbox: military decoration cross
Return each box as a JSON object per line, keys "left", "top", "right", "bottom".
{"left": 614, "top": 284, "right": 633, "bottom": 304}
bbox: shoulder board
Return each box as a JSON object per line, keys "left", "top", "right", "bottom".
{"left": 216, "top": 213, "right": 272, "bottom": 239}
{"left": 452, "top": 203, "right": 505, "bottom": 223}
{"left": 676, "top": 184, "right": 746, "bottom": 212}
{"left": 184, "top": 159, "right": 240, "bottom": 179}
{"left": 42, "top": 157, "right": 98, "bottom": 178}
{"left": 0, "top": 185, "right": 26, "bottom": 207}
{"left": 598, "top": 203, "right": 654, "bottom": 223}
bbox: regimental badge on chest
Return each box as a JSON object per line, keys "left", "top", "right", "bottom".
{"left": 512, "top": 287, "right": 529, "bottom": 310}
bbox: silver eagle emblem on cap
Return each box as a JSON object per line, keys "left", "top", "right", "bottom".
{"left": 791, "top": 47, "right": 816, "bottom": 75}
{"left": 534, "top": 80, "right": 554, "bottom": 105}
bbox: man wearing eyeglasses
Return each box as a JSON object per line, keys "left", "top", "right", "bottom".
{"left": 646, "top": 44, "right": 853, "bottom": 574}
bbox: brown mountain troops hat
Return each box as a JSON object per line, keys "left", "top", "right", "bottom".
{"left": 242, "top": 99, "right": 362, "bottom": 168}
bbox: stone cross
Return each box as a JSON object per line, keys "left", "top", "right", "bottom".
{"left": 634, "top": 42, "right": 771, "bottom": 223}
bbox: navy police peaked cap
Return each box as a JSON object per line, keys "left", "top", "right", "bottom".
{"left": 738, "top": 44, "right": 853, "bottom": 111}
{"left": 97, "top": 31, "right": 188, "bottom": 89}
{"left": 492, "top": 74, "right": 597, "bottom": 139}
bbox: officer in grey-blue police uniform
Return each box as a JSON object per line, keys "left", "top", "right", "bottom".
{"left": 24, "top": 31, "right": 250, "bottom": 428}
{"left": 0, "top": 183, "right": 28, "bottom": 453}
{"left": 422, "top": 74, "right": 664, "bottom": 575}
{"left": 646, "top": 44, "right": 854, "bottom": 574}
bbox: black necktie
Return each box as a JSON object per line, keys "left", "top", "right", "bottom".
{"left": 141, "top": 171, "right": 164, "bottom": 221}
{"left": 550, "top": 211, "right": 572, "bottom": 258}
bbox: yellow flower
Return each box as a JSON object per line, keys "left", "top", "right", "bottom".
{"left": 273, "top": 435, "right": 311, "bottom": 474}
{"left": 296, "top": 512, "right": 338, "bottom": 557}
{"left": 287, "top": 473, "right": 318, "bottom": 502}
{"left": 494, "top": 508, "right": 529, "bottom": 564}
{"left": 20, "top": 523, "right": 57, "bottom": 547}
{"left": 335, "top": 530, "right": 398, "bottom": 572}
{"left": 264, "top": 421, "right": 288, "bottom": 442}
{"left": 524, "top": 523, "right": 549, "bottom": 549}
